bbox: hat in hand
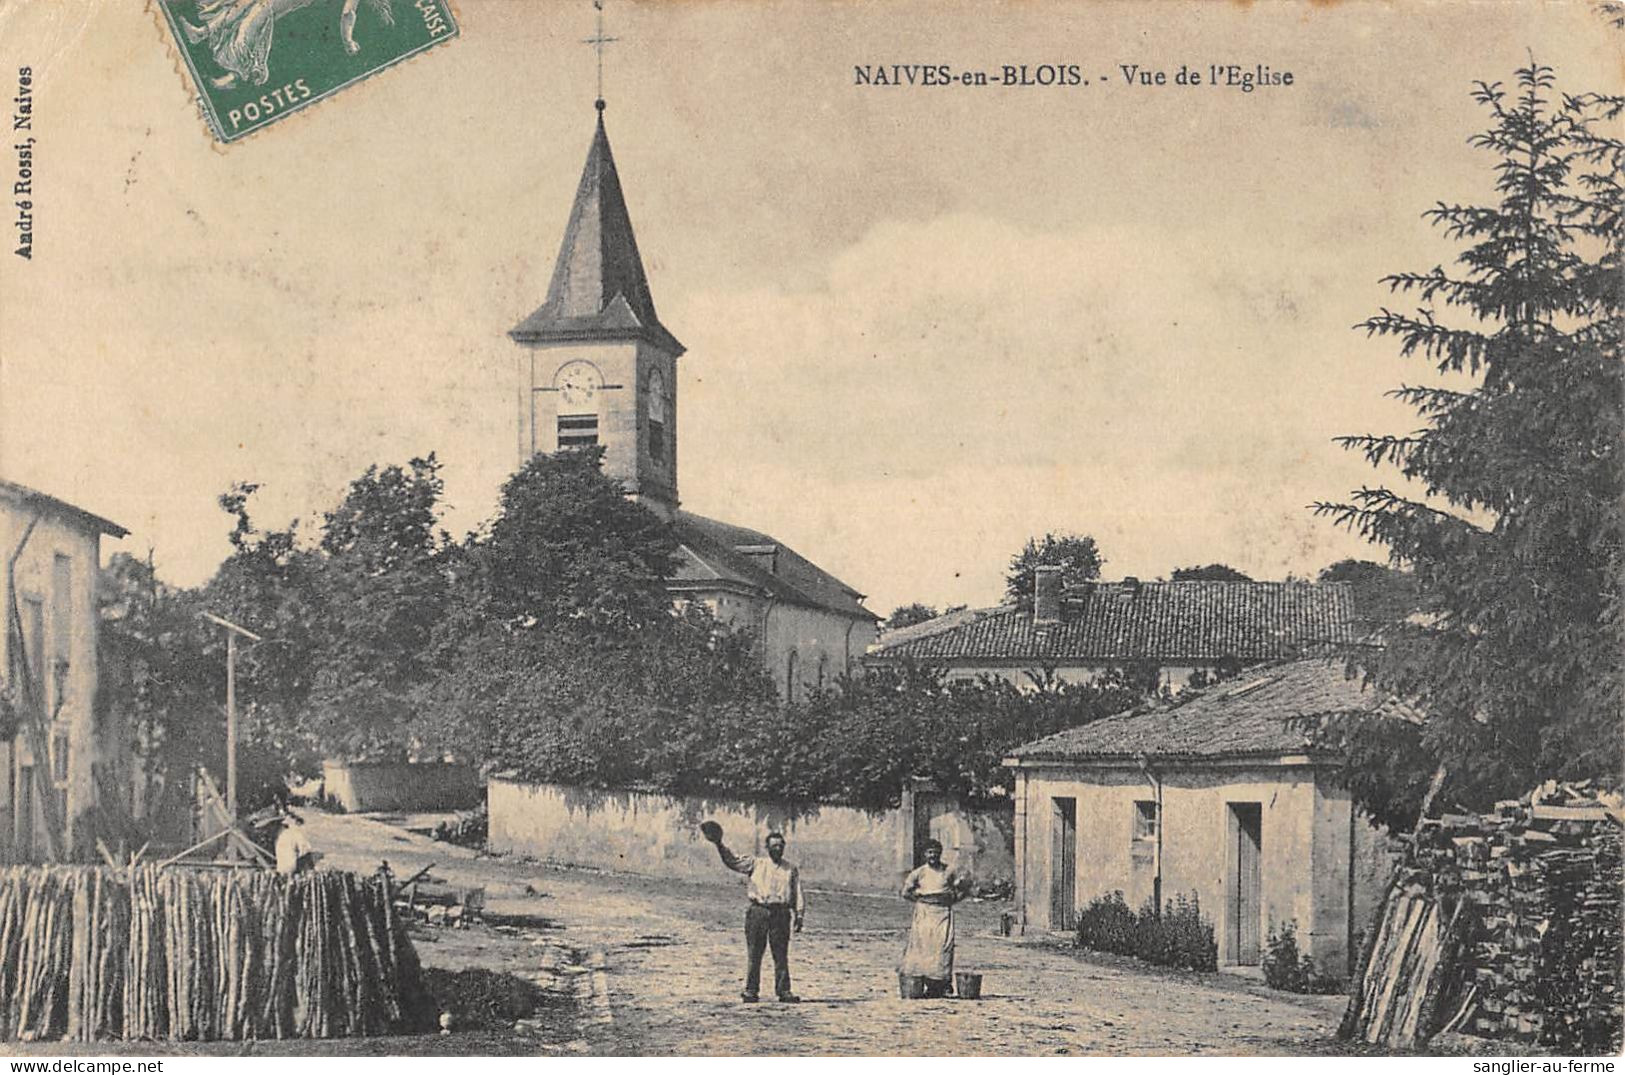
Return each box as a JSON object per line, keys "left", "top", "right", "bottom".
{"left": 700, "top": 820, "right": 723, "bottom": 844}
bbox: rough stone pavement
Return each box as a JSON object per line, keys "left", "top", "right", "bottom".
{"left": 305, "top": 809, "right": 1347, "bottom": 1056}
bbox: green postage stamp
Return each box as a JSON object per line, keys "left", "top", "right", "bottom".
{"left": 157, "top": 0, "right": 459, "bottom": 143}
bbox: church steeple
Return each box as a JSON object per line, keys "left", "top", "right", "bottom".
{"left": 509, "top": 109, "right": 684, "bottom": 356}
{"left": 511, "top": 105, "right": 682, "bottom": 518}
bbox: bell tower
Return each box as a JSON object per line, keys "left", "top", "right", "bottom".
{"left": 510, "top": 101, "right": 683, "bottom": 518}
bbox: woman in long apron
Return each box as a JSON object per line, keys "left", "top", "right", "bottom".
{"left": 899, "top": 839, "right": 965, "bottom": 997}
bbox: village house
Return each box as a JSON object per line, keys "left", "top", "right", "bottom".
{"left": 509, "top": 104, "right": 877, "bottom": 698}
{"left": 0, "top": 479, "right": 127, "bottom": 862}
{"left": 1002, "top": 657, "right": 1404, "bottom": 975}
{"left": 868, "top": 567, "right": 1357, "bottom": 694}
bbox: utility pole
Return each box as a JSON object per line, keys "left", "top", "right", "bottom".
{"left": 200, "top": 612, "right": 262, "bottom": 823}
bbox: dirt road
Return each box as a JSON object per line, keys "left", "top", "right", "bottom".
{"left": 306, "top": 809, "right": 1347, "bottom": 1056}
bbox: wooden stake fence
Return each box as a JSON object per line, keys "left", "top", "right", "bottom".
{"left": 0, "top": 865, "right": 430, "bottom": 1042}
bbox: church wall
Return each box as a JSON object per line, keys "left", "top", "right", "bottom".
{"left": 763, "top": 603, "right": 877, "bottom": 701}
{"left": 685, "top": 590, "right": 877, "bottom": 700}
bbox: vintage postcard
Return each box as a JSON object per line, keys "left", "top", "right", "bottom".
{"left": 0, "top": 0, "right": 1619, "bottom": 1063}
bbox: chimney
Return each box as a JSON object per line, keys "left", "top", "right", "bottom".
{"left": 1034, "top": 566, "right": 1062, "bottom": 626}
{"left": 1122, "top": 576, "right": 1141, "bottom": 595}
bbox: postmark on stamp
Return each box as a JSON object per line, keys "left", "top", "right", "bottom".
{"left": 156, "top": 0, "right": 459, "bottom": 143}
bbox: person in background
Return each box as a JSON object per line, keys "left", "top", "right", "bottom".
{"left": 704, "top": 824, "right": 804, "bottom": 1003}
{"left": 899, "top": 838, "right": 965, "bottom": 997}
{"left": 275, "top": 811, "right": 316, "bottom": 875}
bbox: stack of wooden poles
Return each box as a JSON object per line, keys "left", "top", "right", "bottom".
{"left": 0, "top": 865, "right": 430, "bottom": 1042}
{"left": 1341, "top": 781, "right": 1623, "bottom": 1052}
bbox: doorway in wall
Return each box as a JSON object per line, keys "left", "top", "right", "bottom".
{"left": 1227, "top": 802, "right": 1262, "bottom": 965}
{"left": 1050, "top": 796, "right": 1077, "bottom": 930}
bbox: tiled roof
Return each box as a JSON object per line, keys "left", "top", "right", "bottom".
{"left": 669, "top": 511, "right": 876, "bottom": 621}
{"left": 1007, "top": 657, "right": 1414, "bottom": 762}
{"left": 0, "top": 479, "right": 128, "bottom": 537}
{"left": 510, "top": 112, "right": 684, "bottom": 356}
{"left": 869, "top": 581, "right": 1355, "bottom": 663}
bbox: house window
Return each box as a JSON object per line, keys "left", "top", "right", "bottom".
{"left": 50, "top": 730, "right": 69, "bottom": 786}
{"left": 816, "top": 654, "right": 829, "bottom": 692}
{"left": 51, "top": 555, "right": 71, "bottom": 663}
{"left": 51, "top": 555, "right": 71, "bottom": 715}
{"left": 1133, "top": 800, "right": 1159, "bottom": 843}
{"left": 21, "top": 597, "right": 44, "bottom": 696}
{"left": 785, "top": 650, "right": 799, "bottom": 703}
{"left": 557, "top": 414, "right": 599, "bottom": 450}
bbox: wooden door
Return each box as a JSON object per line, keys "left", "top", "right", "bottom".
{"left": 1230, "top": 802, "right": 1262, "bottom": 964}
{"left": 1050, "top": 797, "right": 1077, "bottom": 930}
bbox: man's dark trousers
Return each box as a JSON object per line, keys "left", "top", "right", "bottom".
{"left": 744, "top": 903, "right": 792, "bottom": 999}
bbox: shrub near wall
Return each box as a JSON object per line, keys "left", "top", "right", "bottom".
{"left": 1263, "top": 921, "right": 1344, "bottom": 994}
{"left": 1075, "top": 891, "right": 1218, "bottom": 973}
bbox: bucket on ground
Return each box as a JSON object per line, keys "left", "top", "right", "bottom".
{"left": 954, "top": 972, "right": 983, "bottom": 1000}
{"left": 897, "top": 973, "right": 928, "bottom": 999}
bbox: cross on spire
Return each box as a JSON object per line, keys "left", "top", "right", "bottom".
{"left": 584, "top": 0, "right": 618, "bottom": 110}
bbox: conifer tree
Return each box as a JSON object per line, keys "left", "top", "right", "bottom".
{"left": 1315, "top": 62, "right": 1623, "bottom": 827}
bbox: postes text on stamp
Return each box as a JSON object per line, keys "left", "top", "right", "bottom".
{"left": 157, "top": 0, "right": 458, "bottom": 143}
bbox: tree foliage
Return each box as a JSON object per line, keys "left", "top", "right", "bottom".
{"left": 885, "top": 603, "right": 940, "bottom": 629}
{"left": 97, "top": 552, "right": 292, "bottom": 818}
{"left": 1315, "top": 63, "right": 1623, "bottom": 827}
{"left": 1316, "top": 558, "right": 1418, "bottom": 630}
{"left": 105, "top": 450, "right": 1154, "bottom": 813}
{"left": 1005, "top": 532, "right": 1104, "bottom": 603}
{"left": 1169, "top": 564, "right": 1252, "bottom": 582}
{"left": 480, "top": 448, "right": 679, "bottom": 633}
{"left": 606, "top": 665, "right": 1143, "bottom": 811}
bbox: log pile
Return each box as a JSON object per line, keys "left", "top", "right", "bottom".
{"left": 1342, "top": 781, "right": 1623, "bottom": 1053}
{"left": 0, "top": 866, "right": 431, "bottom": 1042}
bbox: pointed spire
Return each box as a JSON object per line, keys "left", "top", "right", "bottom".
{"left": 510, "top": 110, "right": 684, "bottom": 356}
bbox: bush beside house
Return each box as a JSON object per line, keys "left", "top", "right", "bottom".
{"left": 1075, "top": 891, "right": 1218, "bottom": 973}
{"left": 1263, "top": 921, "right": 1344, "bottom": 994}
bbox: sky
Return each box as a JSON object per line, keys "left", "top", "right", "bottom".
{"left": 0, "top": 1, "right": 1617, "bottom": 616}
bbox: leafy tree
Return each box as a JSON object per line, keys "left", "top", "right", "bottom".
{"left": 1315, "top": 62, "right": 1623, "bottom": 828}
{"left": 197, "top": 460, "right": 454, "bottom": 766}
{"left": 414, "top": 448, "right": 777, "bottom": 775}
{"left": 657, "top": 665, "right": 1144, "bottom": 810}
{"left": 200, "top": 484, "right": 325, "bottom": 776}
{"left": 98, "top": 551, "right": 293, "bottom": 821}
{"left": 481, "top": 448, "right": 678, "bottom": 633}
{"left": 885, "top": 603, "right": 940, "bottom": 629}
{"left": 1170, "top": 564, "right": 1253, "bottom": 582}
{"left": 1005, "top": 532, "right": 1104, "bottom": 603}
{"left": 306, "top": 456, "right": 450, "bottom": 760}
{"left": 1317, "top": 558, "right": 1417, "bottom": 629}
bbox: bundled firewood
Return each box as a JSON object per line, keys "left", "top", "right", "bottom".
{"left": 0, "top": 866, "right": 430, "bottom": 1042}
{"left": 1343, "top": 781, "right": 1623, "bottom": 1052}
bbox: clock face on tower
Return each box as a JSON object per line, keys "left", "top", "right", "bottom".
{"left": 554, "top": 360, "right": 601, "bottom": 411}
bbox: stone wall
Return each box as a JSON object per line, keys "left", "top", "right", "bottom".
{"left": 321, "top": 761, "right": 482, "bottom": 814}
{"left": 488, "top": 777, "right": 1013, "bottom": 894}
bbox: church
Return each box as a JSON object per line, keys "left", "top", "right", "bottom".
{"left": 509, "top": 101, "right": 878, "bottom": 699}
